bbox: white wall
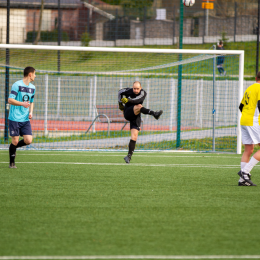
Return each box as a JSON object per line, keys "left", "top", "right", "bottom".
{"left": 0, "top": 9, "right": 52, "bottom": 44}
{"left": 0, "top": 8, "right": 26, "bottom": 44}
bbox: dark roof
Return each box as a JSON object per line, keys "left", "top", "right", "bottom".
{"left": 0, "top": 0, "right": 109, "bottom": 9}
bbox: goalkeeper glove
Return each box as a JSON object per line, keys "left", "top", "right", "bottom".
{"left": 118, "top": 102, "right": 124, "bottom": 111}
{"left": 121, "top": 97, "right": 129, "bottom": 104}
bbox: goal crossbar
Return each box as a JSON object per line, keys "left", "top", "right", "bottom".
{"left": 0, "top": 44, "right": 244, "bottom": 55}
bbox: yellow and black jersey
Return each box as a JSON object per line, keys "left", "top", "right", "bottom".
{"left": 240, "top": 83, "right": 260, "bottom": 126}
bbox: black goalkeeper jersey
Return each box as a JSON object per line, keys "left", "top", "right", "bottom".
{"left": 118, "top": 88, "right": 147, "bottom": 108}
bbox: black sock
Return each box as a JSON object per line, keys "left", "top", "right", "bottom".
{"left": 128, "top": 139, "right": 136, "bottom": 157}
{"left": 9, "top": 143, "right": 17, "bottom": 164}
{"left": 140, "top": 107, "right": 154, "bottom": 116}
{"left": 16, "top": 139, "right": 27, "bottom": 148}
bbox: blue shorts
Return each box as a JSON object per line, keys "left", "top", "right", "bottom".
{"left": 9, "top": 120, "right": 32, "bottom": 136}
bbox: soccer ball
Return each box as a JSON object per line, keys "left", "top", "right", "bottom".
{"left": 183, "top": 0, "right": 195, "bottom": 7}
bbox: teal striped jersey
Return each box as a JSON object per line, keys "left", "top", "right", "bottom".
{"left": 8, "top": 80, "right": 36, "bottom": 122}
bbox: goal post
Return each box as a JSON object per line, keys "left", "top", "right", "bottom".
{"left": 0, "top": 44, "right": 244, "bottom": 153}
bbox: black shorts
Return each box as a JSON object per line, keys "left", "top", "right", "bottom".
{"left": 9, "top": 120, "right": 32, "bottom": 136}
{"left": 124, "top": 105, "right": 141, "bottom": 131}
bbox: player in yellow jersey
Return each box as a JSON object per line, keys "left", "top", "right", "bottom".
{"left": 237, "top": 72, "right": 260, "bottom": 186}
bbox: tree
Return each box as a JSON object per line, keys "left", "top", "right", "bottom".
{"left": 34, "top": 0, "right": 44, "bottom": 45}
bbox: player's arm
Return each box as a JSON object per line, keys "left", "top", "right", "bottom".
{"left": 29, "top": 102, "right": 34, "bottom": 119}
{"left": 239, "top": 96, "right": 245, "bottom": 112}
{"left": 118, "top": 88, "right": 130, "bottom": 110}
{"left": 118, "top": 88, "right": 130, "bottom": 102}
{"left": 127, "top": 89, "right": 147, "bottom": 104}
{"left": 8, "top": 82, "right": 30, "bottom": 108}
{"left": 8, "top": 98, "right": 30, "bottom": 108}
{"left": 239, "top": 103, "right": 244, "bottom": 112}
{"left": 29, "top": 90, "right": 35, "bottom": 118}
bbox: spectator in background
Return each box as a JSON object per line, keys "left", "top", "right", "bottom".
{"left": 217, "top": 41, "right": 226, "bottom": 76}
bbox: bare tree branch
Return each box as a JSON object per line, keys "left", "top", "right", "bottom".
{"left": 34, "top": 0, "right": 44, "bottom": 45}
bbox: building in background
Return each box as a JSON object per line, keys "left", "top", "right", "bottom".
{"left": 0, "top": 0, "right": 259, "bottom": 45}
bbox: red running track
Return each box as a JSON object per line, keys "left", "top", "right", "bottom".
{"left": 0, "top": 119, "right": 197, "bottom": 131}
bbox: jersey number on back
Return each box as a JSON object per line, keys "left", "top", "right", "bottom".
{"left": 245, "top": 92, "right": 250, "bottom": 105}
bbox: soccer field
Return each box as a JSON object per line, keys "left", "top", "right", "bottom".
{"left": 0, "top": 151, "right": 260, "bottom": 260}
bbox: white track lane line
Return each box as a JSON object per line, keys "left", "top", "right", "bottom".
{"left": 1, "top": 255, "right": 260, "bottom": 260}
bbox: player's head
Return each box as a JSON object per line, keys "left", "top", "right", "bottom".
{"left": 219, "top": 40, "right": 223, "bottom": 46}
{"left": 24, "top": 67, "right": 36, "bottom": 82}
{"left": 256, "top": 71, "right": 260, "bottom": 82}
{"left": 132, "top": 81, "right": 142, "bottom": 94}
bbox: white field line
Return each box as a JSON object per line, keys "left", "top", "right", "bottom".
{"left": 0, "top": 149, "right": 196, "bottom": 153}
{"left": 0, "top": 162, "right": 242, "bottom": 169}
{"left": 1, "top": 256, "right": 260, "bottom": 260}
{"left": 0, "top": 153, "right": 241, "bottom": 159}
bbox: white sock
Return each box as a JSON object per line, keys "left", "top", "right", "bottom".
{"left": 239, "top": 162, "right": 247, "bottom": 182}
{"left": 243, "top": 157, "right": 259, "bottom": 174}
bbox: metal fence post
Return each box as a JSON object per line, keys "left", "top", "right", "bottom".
{"left": 176, "top": 0, "right": 183, "bottom": 148}
{"left": 170, "top": 79, "right": 175, "bottom": 131}
{"left": 234, "top": 2, "right": 237, "bottom": 43}
{"left": 115, "top": 9, "right": 118, "bottom": 47}
{"left": 58, "top": 0, "right": 61, "bottom": 72}
{"left": 92, "top": 76, "right": 97, "bottom": 133}
{"left": 143, "top": 6, "right": 146, "bottom": 46}
{"left": 33, "top": 12, "right": 36, "bottom": 42}
{"left": 56, "top": 77, "right": 61, "bottom": 119}
{"left": 203, "top": 8, "right": 206, "bottom": 44}
{"left": 173, "top": 5, "right": 176, "bottom": 45}
{"left": 212, "top": 45, "right": 216, "bottom": 152}
{"left": 4, "top": 0, "right": 10, "bottom": 142}
{"left": 44, "top": 74, "right": 49, "bottom": 136}
{"left": 87, "top": 8, "right": 90, "bottom": 34}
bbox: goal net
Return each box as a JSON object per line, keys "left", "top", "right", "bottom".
{"left": 0, "top": 45, "right": 244, "bottom": 153}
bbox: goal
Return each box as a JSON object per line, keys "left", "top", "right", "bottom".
{"left": 0, "top": 44, "right": 244, "bottom": 153}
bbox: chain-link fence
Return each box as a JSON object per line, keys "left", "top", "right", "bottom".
{"left": 0, "top": 0, "right": 259, "bottom": 77}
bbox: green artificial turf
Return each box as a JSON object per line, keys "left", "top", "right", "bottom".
{"left": 0, "top": 151, "right": 260, "bottom": 259}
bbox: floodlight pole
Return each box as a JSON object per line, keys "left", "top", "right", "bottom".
{"left": 4, "top": 0, "right": 10, "bottom": 142}
{"left": 176, "top": 0, "right": 183, "bottom": 149}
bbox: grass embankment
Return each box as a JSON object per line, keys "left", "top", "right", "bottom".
{"left": 0, "top": 42, "right": 256, "bottom": 77}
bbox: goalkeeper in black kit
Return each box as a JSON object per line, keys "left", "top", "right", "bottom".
{"left": 118, "top": 81, "right": 163, "bottom": 163}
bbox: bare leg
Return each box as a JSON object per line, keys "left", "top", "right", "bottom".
{"left": 23, "top": 135, "right": 33, "bottom": 145}
{"left": 131, "top": 128, "right": 139, "bottom": 141}
{"left": 133, "top": 104, "right": 143, "bottom": 115}
{"left": 11, "top": 136, "right": 19, "bottom": 146}
{"left": 241, "top": 144, "right": 254, "bottom": 163}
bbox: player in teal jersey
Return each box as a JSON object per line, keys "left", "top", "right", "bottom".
{"left": 8, "top": 67, "right": 36, "bottom": 168}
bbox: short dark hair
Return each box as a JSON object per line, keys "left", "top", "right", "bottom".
{"left": 24, "top": 67, "right": 35, "bottom": 77}
{"left": 219, "top": 40, "right": 223, "bottom": 45}
{"left": 256, "top": 71, "right": 260, "bottom": 80}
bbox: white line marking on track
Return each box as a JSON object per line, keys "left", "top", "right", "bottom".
{"left": 0, "top": 162, "right": 241, "bottom": 168}
{"left": 1, "top": 256, "right": 260, "bottom": 260}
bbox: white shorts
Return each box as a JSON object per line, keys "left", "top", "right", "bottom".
{"left": 241, "top": 125, "right": 260, "bottom": 144}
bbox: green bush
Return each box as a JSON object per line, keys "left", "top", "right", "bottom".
{"left": 80, "top": 31, "right": 92, "bottom": 59}
{"left": 80, "top": 31, "right": 91, "bottom": 47}
{"left": 26, "top": 30, "right": 69, "bottom": 43}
